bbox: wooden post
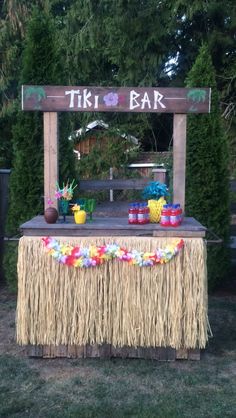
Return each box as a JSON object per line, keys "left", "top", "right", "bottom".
{"left": 109, "top": 167, "right": 113, "bottom": 202}
{"left": 173, "top": 114, "right": 187, "bottom": 212}
{"left": 43, "top": 112, "right": 58, "bottom": 210}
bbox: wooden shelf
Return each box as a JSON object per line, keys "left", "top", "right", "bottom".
{"left": 20, "top": 216, "right": 206, "bottom": 238}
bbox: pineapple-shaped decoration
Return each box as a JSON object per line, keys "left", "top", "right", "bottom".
{"left": 142, "top": 181, "right": 169, "bottom": 223}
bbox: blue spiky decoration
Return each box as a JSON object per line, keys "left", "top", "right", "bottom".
{"left": 142, "top": 181, "right": 169, "bottom": 200}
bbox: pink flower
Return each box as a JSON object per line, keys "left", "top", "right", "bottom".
{"left": 118, "top": 95, "right": 126, "bottom": 105}
{"left": 55, "top": 191, "right": 62, "bottom": 199}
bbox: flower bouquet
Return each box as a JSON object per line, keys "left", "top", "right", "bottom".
{"left": 142, "top": 181, "right": 169, "bottom": 223}
{"left": 55, "top": 179, "right": 77, "bottom": 222}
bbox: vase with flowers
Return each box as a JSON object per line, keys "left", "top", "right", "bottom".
{"left": 55, "top": 179, "right": 77, "bottom": 222}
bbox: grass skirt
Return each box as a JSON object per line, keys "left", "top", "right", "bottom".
{"left": 16, "top": 236, "right": 210, "bottom": 349}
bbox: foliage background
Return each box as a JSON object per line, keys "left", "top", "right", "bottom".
{"left": 0, "top": 0, "right": 235, "bottom": 288}
{"left": 185, "top": 44, "right": 230, "bottom": 289}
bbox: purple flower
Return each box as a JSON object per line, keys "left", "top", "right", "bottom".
{"left": 103, "top": 92, "right": 119, "bottom": 107}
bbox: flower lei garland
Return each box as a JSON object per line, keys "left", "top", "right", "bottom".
{"left": 42, "top": 237, "right": 184, "bottom": 268}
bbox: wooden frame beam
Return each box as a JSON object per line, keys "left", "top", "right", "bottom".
{"left": 43, "top": 112, "right": 58, "bottom": 210}
{"left": 173, "top": 114, "right": 187, "bottom": 212}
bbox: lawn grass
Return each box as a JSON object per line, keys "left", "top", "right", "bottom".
{"left": 0, "top": 294, "right": 235, "bottom": 418}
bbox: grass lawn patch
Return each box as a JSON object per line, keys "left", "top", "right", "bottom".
{"left": 0, "top": 289, "right": 235, "bottom": 418}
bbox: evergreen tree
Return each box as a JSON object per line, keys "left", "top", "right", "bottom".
{"left": 6, "top": 7, "right": 75, "bottom": 235}
{"left": 0, "top": 1, "right": 44, "bottom": 169}
{"left": 185, "top": 44, "right": 230, "bottom": 290}
{"left": 61, "top": 0, "right": 174, "bottom": 151}
{"left": 169, "top": 0, "right": 236, "bottom": 171}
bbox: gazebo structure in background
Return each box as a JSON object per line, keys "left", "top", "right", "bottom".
{"left": 70, "top": 119, "right": 140, "bottom": 159}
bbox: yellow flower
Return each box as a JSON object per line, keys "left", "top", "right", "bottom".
{"left": 61, "top": 245, "right": 73, "bottom": 255}
{"left": 74, "top": 258, "right": 83, "bottom": 267}
{"left": 72, "top": 204, "right": 80, "bottom": 212}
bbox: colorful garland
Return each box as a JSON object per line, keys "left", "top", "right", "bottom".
{"left": 42, "top": 237, "right": 184, "bottom": 268}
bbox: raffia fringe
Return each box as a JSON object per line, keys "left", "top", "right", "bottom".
{"left": 16, "top": 236, "right": 211, "bottom": 349}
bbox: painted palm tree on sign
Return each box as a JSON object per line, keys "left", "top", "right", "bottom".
{"left": 187, "top": 89, "right": 207, "bottom": 112}
{"left": 24, "top": 86, "right": 46, "bottom": 109}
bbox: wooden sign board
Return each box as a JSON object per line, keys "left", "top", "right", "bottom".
{"left": 22, "top": 85, "right": 211, "bottom": 114}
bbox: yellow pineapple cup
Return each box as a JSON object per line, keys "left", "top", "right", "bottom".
{"left": 72, "top": 204, "right": 86, "bottom": 224}
{"left": 142, "top": 181, "right": 169, "bottom": 223}
{"left": 148, "top": 197, "right": 166, "bottom": 223}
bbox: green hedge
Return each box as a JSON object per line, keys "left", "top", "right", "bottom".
{"left": 185, "top": 44, "right": 230, "bottom": 290}
{"left": 3, "top": 241, "right": 18, "bottom": 293}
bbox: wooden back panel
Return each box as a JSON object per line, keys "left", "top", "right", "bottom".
{"left": 79, "top": 178, "right": 151, "bottom": 191}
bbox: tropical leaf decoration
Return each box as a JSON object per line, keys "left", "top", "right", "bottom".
{"left": 142, "top": 181, "right": 169, "bottom": 200}
{"left": 24, "top": 86, "right": 46, "bottom": 109}
{"left": 187, "top": 89, "right": 207, "bottom": 103}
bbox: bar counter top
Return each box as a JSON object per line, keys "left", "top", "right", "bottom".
{"left": 20, "top": 216, "right": 206, "bottom": 238}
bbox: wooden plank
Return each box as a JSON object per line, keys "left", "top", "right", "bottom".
{"left": 67, "top": 345, "right": 77, "bottom": 358}
{"left": 20, "top": 215, "right": 206, "bottom": 238}
{"left": 152, "top": 230, "right": 205, "bottom": 238}
{"left": 49, "top": 345, "right": 56, "bottom": 358}
{"left": 43, "top": 345, "right": 54, "bottom": 358}
{"left": 112, "top": 346, "right": 142, "bottom": 359}
{"left": 138, "top": 348, "right": 160, "bottom": 360}
{"left": 22, "top": 85, "right": 211, "bottom": 114}
{"left": 176, "top": 349, "right": 188, "bottom": 360}
{"left": 152, "top": 168, "right": 167, "bottom": 184}
{"left": 26, "top": 345, "right": 199, "bottom": 360}
{"left": 21, "top": 228, "right": 205, "bottom": 238}
{"left": 55, "top": 345, "right": 68, "bottom": 357}
{"left": 20, "top": 215, "right": 206, "bottom": 231}
{"left": 43, "top": 112, "right": 58, "bottom": 211}
{"left": 98, "top": 344, "right": 111, "bottom": 358}
{"left": 188, "top": 349, "right": 201, "bottom": 361}
{"left": 79, "top": 178, "right": 150, "bottom": 191}
{"left": 158, "top": 347, "right": 169, "bottom": 361}
{"left": 76, "top": 345, "right": 85, "bottom": 358}
{"left": 27, "top": 345, "right": 43, "bottom": 357}
{"left": 85, "top": 344, "right": 100, "bottom": 358}
{"left": 173, "top": 114, "right": 187, "bottom": 212}
{"left": 26, "top": 229, "right": 203, "bottom": 237}
{"left": 166, "top": 348, "right": 176, "bottom": 361}
{"left": 110, "top": 346, "right": 175, "bottom": 360}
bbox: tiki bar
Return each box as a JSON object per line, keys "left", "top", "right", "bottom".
{"left": 16, "top": 86, "right": 212, "bottom": 360}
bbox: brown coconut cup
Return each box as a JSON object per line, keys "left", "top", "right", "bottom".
{"left": 44, "top": 207, "right": 59, "bottom": 224}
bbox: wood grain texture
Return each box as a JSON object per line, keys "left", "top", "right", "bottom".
{"left": 27, "top": 345, "right": 43, "bottom": 357}
{"left": 173, "top": 114, "right": 187, "bottom": 211}
{"left": 26, "top": 345, "right": 200, "bottom": 360}
{"left": 22, "top": 86, "right": 211, "bottom": 113}
{"left": 43, "top": 112, "right": 58, "bottom": 211}
{"left": 20, "top": 215, "right": 206, "bottom": 237}
{"left": 188, "top": 349, "right": 201, "bottom": 360}
{"left": 79, "top": 178, "right": 151, "bottom": 190}
{"left": 176, "top": 349, "right": 188, "bottom": 360}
